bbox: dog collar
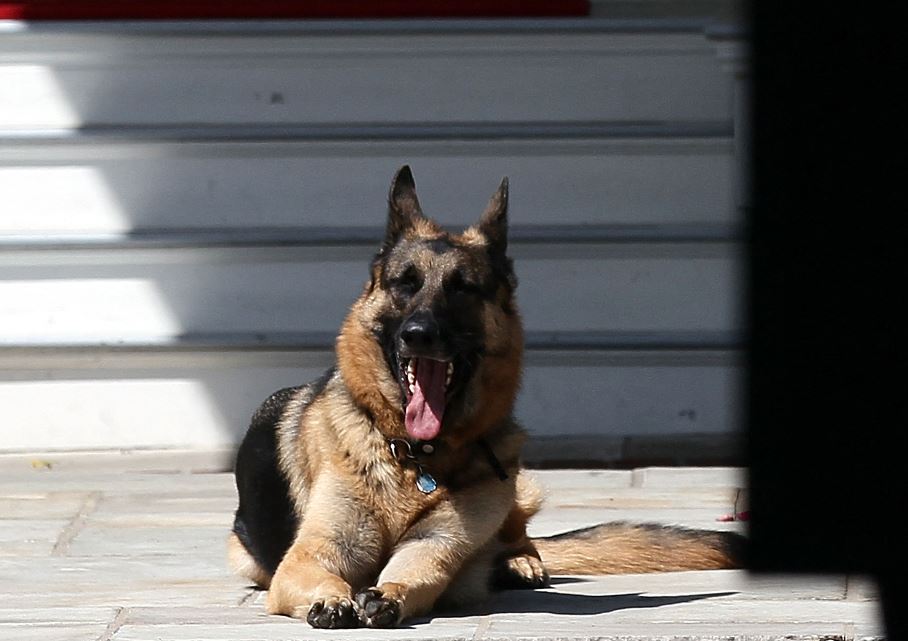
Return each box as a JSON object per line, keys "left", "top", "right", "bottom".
{"left": 389, "top": 439, "right": 437, "bottom": 494}
{"left": 388, "top": 437, "right": 509, "bottom": 494}
{"left": 477, "top": 439, "right": 509, "bottom": 482}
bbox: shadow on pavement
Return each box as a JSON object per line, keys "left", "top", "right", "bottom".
{"left": 547, "top": 576, "right": 594, "bottom": 586}
{"left": 430, "top": 589, "right": 738, "bottom": 620}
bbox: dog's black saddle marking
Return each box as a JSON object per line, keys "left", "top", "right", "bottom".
{"left": 232, "top": 385, "right": 301, "bottom": 575}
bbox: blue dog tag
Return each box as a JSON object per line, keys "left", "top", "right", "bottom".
{"left": 416, "top": 470, "right": 437, "bottom": 494}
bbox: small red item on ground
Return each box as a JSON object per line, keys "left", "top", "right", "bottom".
{"left": 717, "top": 511, "right": 750, "bottom": 522}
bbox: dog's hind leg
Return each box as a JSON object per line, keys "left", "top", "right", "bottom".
{"left": 230, "top": 386, "right": 302, "bottom": 585}
{"left": 490, "top": 471, "right": 549, "bottom": 590}
{"left": 227, "top": 531, "right": 273, "bottom": 589}
{"left": 436, "top": 546, "right": 494, "bottom": 609}
{"left": 491, "top": 545, "right": 549, "bottom": 590}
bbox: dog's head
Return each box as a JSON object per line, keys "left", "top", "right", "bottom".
{"left": 338, "top": 166, "right": 523, "bottom": 445}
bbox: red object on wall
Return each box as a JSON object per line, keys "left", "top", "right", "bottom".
{"left": 0, "top": 1, "right": 590, "bottom": 20}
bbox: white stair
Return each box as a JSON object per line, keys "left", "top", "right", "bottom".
{"left": 0, "top": 15, "right": 747, "bottom": 460}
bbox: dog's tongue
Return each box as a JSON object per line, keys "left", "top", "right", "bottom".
{"left": 405, "top": 358, "right": 446, "bottom": 441}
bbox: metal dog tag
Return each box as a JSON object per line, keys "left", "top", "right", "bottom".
{"left": 415, "top": 469, "right": 438, "bottom": 494}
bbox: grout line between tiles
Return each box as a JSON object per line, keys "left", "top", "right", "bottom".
{"left": 52, "top": 491, "right": 102, "bottom": 557}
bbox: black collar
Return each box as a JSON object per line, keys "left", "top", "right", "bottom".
{"left": 477, "top": 438, "right": 510, "bottom": 482}
{"left": 388, "top": 437, "right": 509, "bottom": 482}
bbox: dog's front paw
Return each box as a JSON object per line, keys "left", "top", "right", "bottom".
{"left": 354, "top": 587, "right": 401, "bottom": 628}
{"left": 492, "top": 553, "right": 550, "bottom": 590}
{"left": 306, "top": 597, "right": 359, "bottom": 629}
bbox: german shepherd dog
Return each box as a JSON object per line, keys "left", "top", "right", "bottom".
{"left": 228, "top": 166, "right": 744, "bottom": 628}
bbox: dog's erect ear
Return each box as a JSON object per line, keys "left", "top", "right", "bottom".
{"left": 477, "top": 177, "right": 509, "bottom": 256}
{"left": 384, "top": 165, "right": 424, "bottom": 247}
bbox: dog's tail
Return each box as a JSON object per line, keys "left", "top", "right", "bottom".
{"left": 532, "top": 522, "right": 745, "bottom": 574}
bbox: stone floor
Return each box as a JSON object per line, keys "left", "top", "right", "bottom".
{"left": 0, "top": 450, "right": 884, "bottom": 640}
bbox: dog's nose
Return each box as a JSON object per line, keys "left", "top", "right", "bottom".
{"left": 400, "top": 315, "right": 440, "bottom": 351}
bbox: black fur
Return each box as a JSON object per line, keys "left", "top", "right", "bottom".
{"left": 232, "top": 386, "right": 301, "bottom": 575}
{"left": 232, "top": 370, "right": 334, "bottom": 575}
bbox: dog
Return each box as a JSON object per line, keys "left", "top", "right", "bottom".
{"left": 228, "top": 166, "right": 744, "bottom": 628}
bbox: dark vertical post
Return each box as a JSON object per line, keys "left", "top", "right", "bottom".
{"left": 747, "top": 4, "right": 906, "bottom": 636}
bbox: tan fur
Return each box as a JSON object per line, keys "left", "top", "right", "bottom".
{"left": 535, "top": 522, "right": 742, "bottom": 575}
{"left": 227, "top": 531, "right": 271, "bottom": 589}
{"left": 260, "top": 232, "right": 526, "bottom": 623}
{"left": 229, "top": 167, "right": 743, "bottom": 628}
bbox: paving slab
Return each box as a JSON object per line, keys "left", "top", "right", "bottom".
{"left": 526, "top": 469, "right": 634, "bottom": 489}
{"left": 0, "top": 472, "right": 235, "bottom": 495}
{"left": 0, "top": 451, "right": 885, "bottom": 641}
{"left": 96, "top": 493, "right": 238, "bottom": 515}
{"left": 66, "top": 524, "right": 232, "bottom": 557}
{"left": 0, "top": 519, "right": 68, "bottom": 557}
{"left": 0, "top": 491, "right": 89, "bottom": 520}
{"left": 0, "top": 448, "right": 235, "bottom": 475}
{"left": 0, "top": 623, "right": 107, "bottom": 641}
{"left": 631, "top": 466, "right": 746, "bottom": 488}
{"left": 0, "top": 607, "right": 119, "bottom": 625}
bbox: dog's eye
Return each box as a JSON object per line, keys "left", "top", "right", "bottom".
{"left": 391, "top": 267, "right": 422, "bottom": 298}
{"left": 446, "top": 271, "right": 481, "bottom": 296}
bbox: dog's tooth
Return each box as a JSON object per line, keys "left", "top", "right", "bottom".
{"left": 445, "top": 374, "right": 451, "bottom": 386}
{"left": 407, "top": 372, "right": 415, "bottom": 384}
{"left": 408, "top": 383, "right": 415, "bottom": 394}
{"left": 447, "top": 363, "right": 453, "bottom": 376}
{"left": 406, "top": 360, "right": 414, "bottom": 374}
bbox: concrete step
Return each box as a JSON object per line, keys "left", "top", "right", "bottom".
{"left": 0, "top": 18, "right": 744, "bottom": 454}
{"left": 0, "top": 27, "right": 731, "bottom": 129}
{"left": 0, "top": 350, "right": 741, "bottom": 452}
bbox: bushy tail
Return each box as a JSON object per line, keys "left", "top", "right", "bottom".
{"left": 533, "top": 522, "right": 745, "bottom": 575}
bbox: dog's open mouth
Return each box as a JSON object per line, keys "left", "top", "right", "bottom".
{"left": 398, "top": 357, "right": 455, "bottom": 441}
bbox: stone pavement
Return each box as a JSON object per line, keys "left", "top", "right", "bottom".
{"left": 0, "top": 450, "right": 884, "bottom": 641}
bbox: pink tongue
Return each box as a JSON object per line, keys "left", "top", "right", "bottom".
{"left": 405, "top": 358, "right": 446, "bottom": 441}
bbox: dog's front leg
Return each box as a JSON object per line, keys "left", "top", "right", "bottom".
{"left": 266, "top": 537, "right": 359, "bottom": 628}
{"left": 266, "top": 477, "right": 380, "bottom": 628}
{"left": 356, "top": 477, "right": 515, "bottom": 627}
